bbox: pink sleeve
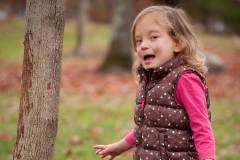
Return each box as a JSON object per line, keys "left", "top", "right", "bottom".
{"left": 176, "top": 73, "right": 216, "bottom": 160}
{"left": 124, "top": 129, "right": 135, "bottom": 146}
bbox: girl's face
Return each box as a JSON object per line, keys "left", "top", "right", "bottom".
{"left": 134, "top": 13, "right": 181, "bottom": 70}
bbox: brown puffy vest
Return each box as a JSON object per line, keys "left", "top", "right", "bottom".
{"left": 133, "top": 55, "right": 211, "bottom": 160}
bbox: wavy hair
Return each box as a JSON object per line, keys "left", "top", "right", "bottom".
{"left": 131, "top": 6, "right": 207, "bottom": 82}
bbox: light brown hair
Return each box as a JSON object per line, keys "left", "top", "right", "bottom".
{"left": 131, "top": 5, "right": 207, "bottom": 82}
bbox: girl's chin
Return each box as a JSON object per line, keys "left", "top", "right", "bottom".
{"left": 143, "top": 63, "right": 157, "bottom": 69}
{"left": 143, "top": 63, "right": 163, "bottom": 70}
{"left": 142, "top": 65, "right": 155, "bottom": 70}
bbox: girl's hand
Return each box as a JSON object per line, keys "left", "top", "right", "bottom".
{"left": 93, "top": 139, "right": 133, "bottom": 160}
{"left": 93, "top": 143, "right": 121, "bottom": 160}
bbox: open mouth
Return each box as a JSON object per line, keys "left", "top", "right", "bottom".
{"left": 143, "top": 54, "right": 155, "bottom": 61}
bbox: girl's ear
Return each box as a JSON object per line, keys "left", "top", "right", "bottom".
{"left": 174, "top": 40, "right": 184, "bottom": 53}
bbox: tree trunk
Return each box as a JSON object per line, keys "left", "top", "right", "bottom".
{"left": 72, "top": 0, "right": 89, "bottom": 56}
{"left": 13, "top": 0, "right": 65, "bottom": 160}
{"left": 99, "top": 0, "right": 133, "bottom": 72}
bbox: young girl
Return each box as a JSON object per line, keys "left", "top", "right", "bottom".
{"left": 93, "top": 5, "right": 216, "bottom": 160}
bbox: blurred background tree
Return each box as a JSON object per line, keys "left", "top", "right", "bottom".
{"left": 180, "top": 0, "right": 240, "bottom": 34}
{"left": 99, "top": 0, "right": 133, "bottom": 72}
{"left": 72, "top": 0, "right": 89, "bottom": 56}
{"left": 1, "top": 0, "right": 239, "bottom": 34}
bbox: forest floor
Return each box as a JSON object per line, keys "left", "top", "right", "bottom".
{"left": 0, "top": 18, "right": 240, "bottom": 160}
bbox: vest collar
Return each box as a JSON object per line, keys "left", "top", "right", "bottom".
{"left": 137, "top": 54, "right": 185, "bottom": 82}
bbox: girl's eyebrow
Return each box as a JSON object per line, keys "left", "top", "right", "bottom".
{"left": 135, "top": 35, "right": 141, "bottom": 39}
{"left": 148, "top": 30, "right": 160, "bottom": 34}
{"left": 135, "top": 29, "right": 161, "bottom": 39}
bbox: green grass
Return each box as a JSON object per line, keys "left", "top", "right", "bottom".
{"left": 0, "top": 18, "right": 25, "bottom": 60}
{"left": 211, "top": 100, "right": 240, "bottom": 159}
{"left": 54, "top": 94, "right": 135, "bottom": 160}
{"left": 0, "top": 17, "right": 111, "bottom": 60}
{"left": 0, "top": 92, "right": 240, "bottom": 160}
{"left": 0, "top": 92, "right": 135, "bottom": 160}
{"left": 1, "top": 17, "right": 239, "bottom": 62}
{"left": 63, "top": 20, "right": 111, "bottom": 55}
{"left": 0, "top": 92, "right": 19, "bottom": 160}
{"left": 1, "top": 17, "right": 240, "bottom": 160}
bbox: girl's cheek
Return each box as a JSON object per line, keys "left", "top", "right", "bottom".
{"left": 136, "top": 47, "right": 141, "bottom": 53}
{"left": 152, "top": 47, "right": 160, "bottom": 55}
{"left": 136, "top": 51, "right": 141, "bottom": 58}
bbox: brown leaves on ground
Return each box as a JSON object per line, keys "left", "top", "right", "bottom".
{"left": 69, "top": 135, "right": 83, "bottom": 145}
{"left": 0, "top": 59, "right": 21, "bottom": 92}
{"left": 0, "top": 52, "right": 240, "bottom": 100}
{"left": 219, "top": 143, "right": 240, "bottom": 157}
{"left": 206, "top": 50, "right": 240, "bottom": 100}
{"left": 0, "top": 133, "right": 15, "bottom": 142}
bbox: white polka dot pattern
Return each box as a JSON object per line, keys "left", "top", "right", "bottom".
{"left": 133, "top": 56, "right": 208, "bottom": 160}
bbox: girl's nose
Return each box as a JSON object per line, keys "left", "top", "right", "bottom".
{"left": 140, "top": 41, "right": 149, "bottom": 50}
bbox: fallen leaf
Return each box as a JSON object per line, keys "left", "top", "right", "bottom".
{"left": 69, "top": 135, "right": 83, "bottom": 145}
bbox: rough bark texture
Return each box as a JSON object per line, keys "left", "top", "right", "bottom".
{"left": 13, "top": 0, "right": 65, "bottom": 160}
{"left": 100, "top": 0, "right": 133, "bottom": 72}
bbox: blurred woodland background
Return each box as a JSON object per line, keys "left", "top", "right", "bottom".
{"left": 0, "top": 0, "right": 240, "bottom": 159}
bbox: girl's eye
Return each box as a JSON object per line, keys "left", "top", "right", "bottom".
{"left": 150, "top": 35, "right": 158, "bottom": 40}
{"left": 136, "top": 39, "right": 142, "bottom": 46}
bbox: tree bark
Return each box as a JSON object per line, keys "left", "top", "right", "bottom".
{"left": 99, "top": 0, "right": 133, "bottom": 72}
{"left": 13, "top": 0, "right": 65, "bottom": 160}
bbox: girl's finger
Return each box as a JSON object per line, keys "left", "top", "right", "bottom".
{"left": 101, "top": 152, "right": 109, "bottom": 159}
{"left": 93, "top": 145, "right": 105, "bottom": 149}
{"left": 96, "top": 149, "right": 103, "bottom": 154}
{"left": 104, "top": 155, "right": 111, "bottom": 160}
{"left": 108, "top": 155, "right": 114, "bottom": 160}
{"left": 99, "top": 148, "right": 109, "bottom": 155}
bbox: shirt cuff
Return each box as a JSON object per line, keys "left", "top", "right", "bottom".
{"left": 199, "top": 149, "right": 216, "bottom": 160}
{"left": 123, "top": 129, "right": 135, "bottom": 146}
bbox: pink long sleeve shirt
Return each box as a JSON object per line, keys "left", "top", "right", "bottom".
{"left": 124, "top": 73, "right": 216, "bottom": 160}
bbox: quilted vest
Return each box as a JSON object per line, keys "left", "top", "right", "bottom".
{"left": 133, "top": 55, "right": 211, "bottom": 160}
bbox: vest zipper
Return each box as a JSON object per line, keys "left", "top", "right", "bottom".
{"left": 140, "top": 71, "right": 151, "bottom": 121}
{"left": 140, "top": 74, "right": 149, "bottom": 111}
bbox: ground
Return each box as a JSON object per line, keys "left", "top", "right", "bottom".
{"left": 0, "top": 18, "right": 240, "bottom": 160}
{"left": 1, "top": 49, "right": 240, "bottom": 100}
